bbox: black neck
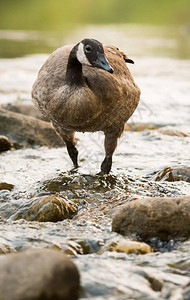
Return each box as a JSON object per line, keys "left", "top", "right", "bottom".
{"left": 65, "top": 46, "right": 85, "bottom": 86}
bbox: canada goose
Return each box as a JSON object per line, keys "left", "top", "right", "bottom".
{"left": 32, "top": 38, "right": 140, "bottom": 174}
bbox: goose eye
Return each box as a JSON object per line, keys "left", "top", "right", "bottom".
{"left": 85, "top": 45, "right": 92, "bottom": 53}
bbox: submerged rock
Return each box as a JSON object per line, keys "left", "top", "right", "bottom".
{"left": 0, "top": 249, "right": 80, "bottom": 300}
{"left": 0, "top": 108, "right": 63, "bottom": 147}
{"left": 152, "top": 166, "right": 190, "bottom": 183}
{"left": 0, "top": 135, "right": 13, "bottom": 152}
{"left": 13, "top": 195, "right": 78, "bottom": 222}
{"left": 112, "top": 196, "right": 190, "bottom": 241}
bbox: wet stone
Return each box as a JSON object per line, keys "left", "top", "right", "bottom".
{"left": 40, "top": 172, "right": 124, "bottom": 194}
{"left": 152, "top": 166, "right": 190, "bottom": 183}
{"left": 0, "top": 182, "right": 14, "bottom": 191}
{"left": 98, "top": 237, "right": 153, "bottom": 255}
{"left": 112, "top": 196, "right": 190, "bottom": 241}
{"left": 12, "top": 195, "right": 78, "bottom": 222}
{"left": 149, "top": 238, "right": 175, "bottom": 252}
{"left": 0, "top": 135, "right": 13, "bottom": 152}
{"left": 0, "top": 249, "right": 80, "bottom": 300}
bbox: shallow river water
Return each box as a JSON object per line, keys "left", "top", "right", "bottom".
{"left": 0, "top": 24, "right": 190, "bottom": 299}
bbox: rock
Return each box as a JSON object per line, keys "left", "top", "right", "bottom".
{"left": 124, "top": 122, "right": 160, "bottom": 132}
{"left": 12, "top": 195, "right": 78, "bottom": 222}
{"left": 152, "top": 167, "right": 190, "bottom": 183}
{"left": 98, "top": 237, "right": 153, "bottom": 255}
{"left": 0, "top": 182, "right": 14, "bottom": 191}
{"left": 112, "top": 196, "right": 190, "bottom": 241}
{"left": 0, "top": 135, "right": 13, "bottom": 151}
{"left": 157, "top": 126, "right": 190, "bottom": 137}
{"left": 0, "top": 249, "right": 80, "bottom": 300}
{"left": 0, "top": 108, "right": 63, "bottom": 147}
{"left": 2, "top": 101, "right": 48, "bottom": 121}
{"left": 113, "top": 240, "right": 153, "bottom": 254}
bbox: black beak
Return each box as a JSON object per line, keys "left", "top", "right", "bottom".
{"left": 94, "top": 52, "right": 114, "bottom": 73}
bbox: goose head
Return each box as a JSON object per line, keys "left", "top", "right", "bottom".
{"left": 76, "top": 38, "right": 114, "bottom": 73}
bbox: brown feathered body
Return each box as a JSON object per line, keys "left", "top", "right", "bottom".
{"left": 32, "top": 45, "right": 140, "bottom": 134}
{"left": 32, "top": 41, "right": 140, "bottom": 174}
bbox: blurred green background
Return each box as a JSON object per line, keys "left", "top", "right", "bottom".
{"left": 1, "top": 0, "right": 190, "bottom": 29}
{"left": 0, "top": 0, "right": 190, "bottom": 58}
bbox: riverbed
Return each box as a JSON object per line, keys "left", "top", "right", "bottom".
{"left": 0, "top": 24, "right": 190, "bottom": 299}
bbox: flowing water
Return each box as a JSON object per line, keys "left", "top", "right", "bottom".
{"left": 0, "top": 24, "right": 190, "bottom": 299}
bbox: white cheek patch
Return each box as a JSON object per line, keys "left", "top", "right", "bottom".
{"left": 76, "top": 43, "right": 91, "bottom": 66}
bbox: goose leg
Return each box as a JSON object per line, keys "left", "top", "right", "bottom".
{"left": 100, "top": 130, "right": 118, "bottom": 175}
{"left": 66, "top": 140, "right": 79, "bottom": 168}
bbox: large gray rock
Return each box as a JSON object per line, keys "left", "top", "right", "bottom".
{"left": 0, "top": 108, "right": 63, "bottom": 147}
{"left": 112, "top": 196, "right": 190, "bottom": 241}
{"left": 0, "top": 249, "right": 80, "bottom": 300}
